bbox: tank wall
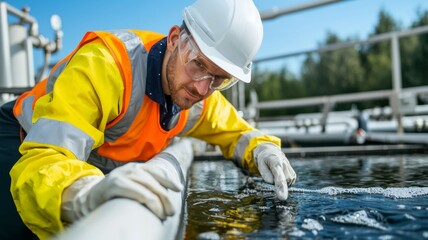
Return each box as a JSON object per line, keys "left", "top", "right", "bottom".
{"left": 0, "top": 2, "right": 12, "bottom": 88}
{"left": 9, "top": 24, "right": 34, "bottom": 87}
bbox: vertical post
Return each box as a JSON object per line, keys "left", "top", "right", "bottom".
{"left": 320, "top": 99, "right": 334, "bottom": 133}
{"left": 231, "top": 83, "right": 238, "bottom": 108}
{"left": 0, "top": 2, "right": 12, "bottom": 88}
{"left": 390, "top": 33, "right": 403, "bottom": 134}
{"left": 25, "top": 36, "right": 35, "bottom": 86}
{"left": 238, "top": 81, "right": 245, "bottom": 112}
{"left": 9, "top": 24, "right": 32, "bottom": 87}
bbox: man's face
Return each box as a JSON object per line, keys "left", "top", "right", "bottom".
{"left": 165, "top": 47, "right": 216, "bottom": 110}
{"left": 163, "top": 26, "right": 238, "bottom": 109}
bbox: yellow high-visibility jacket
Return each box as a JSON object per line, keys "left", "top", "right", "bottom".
{"left": 10, "top": 29, "right": 280, "bottom": 239}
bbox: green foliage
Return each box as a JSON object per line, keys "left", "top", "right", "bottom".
{"left": 302, "top": 32, "right": 365, "bottom": 96}
{"left": 250, "top": 8, "right": 428, "bottom": 117}
{"left": 247, "top": 65, "right": 311, "bottom": 116}
{"left": 401, "top": 9, "right": 428, "bottom": 89}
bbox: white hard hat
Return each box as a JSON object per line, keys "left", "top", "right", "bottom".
{"left": 183, "top": 0, "right": 263, "bottom": 83}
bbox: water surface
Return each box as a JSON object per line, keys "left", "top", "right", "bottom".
{"left": 183, "top": 154, "right": 428, "bottom": 239}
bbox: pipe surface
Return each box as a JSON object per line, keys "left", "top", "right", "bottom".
{"left": 53, "top": 138, "right": 194, "bottom": 240}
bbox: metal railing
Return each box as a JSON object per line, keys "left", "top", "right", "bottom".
{"left": 246, "top": 25, "right": 428, "bottom": 134}
{"left": 0, "top": 1, "right": 62, "bottom": 92}
{"left": 259, "top": 0, "right": 345, "bottom": 21}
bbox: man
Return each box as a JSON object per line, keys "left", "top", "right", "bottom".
{"left": 1, "top": 0, "right": 296, "bottom": 239}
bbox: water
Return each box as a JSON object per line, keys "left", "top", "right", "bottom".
{"left": 183, "top": 154, "right": 428, "bottom": 239}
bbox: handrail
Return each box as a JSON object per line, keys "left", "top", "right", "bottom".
{"left": 251, "top": 86, "right": 428, "bottom": 110}
{"left": 259, "top": 0, "right": 345, "bottom": 21}
{"left": 254, "top": 25, "right": 428, "bottom": 63}
{"left": 249, "top": 25, "right": 428, "bottom": 134}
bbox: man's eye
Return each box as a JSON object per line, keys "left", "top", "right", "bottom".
{"left": 193, "top": 60, "right": 204, "bottom": 69}
{"left": 214, "top": 76, "right": 226, "bottom": 83}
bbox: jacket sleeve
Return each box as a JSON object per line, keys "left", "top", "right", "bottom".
{"left": 181, "top": 91, "right": 281, "bottom": 174}
{"left": 10, "top": 39, "right": 123, "bottom": 239}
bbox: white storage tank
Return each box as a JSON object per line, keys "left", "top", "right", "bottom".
{"left": 8, "top": 23, "right": 34, "bottom": 88}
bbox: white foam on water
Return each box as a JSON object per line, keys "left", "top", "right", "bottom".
{"left": 302, "top": 219, "right": 324, "bottom": 231}
{"left": 276, "top": 205, "right": 293, "bottom": 210}
{"left": 288, "top": 227, "right": 305, "bottom": 237}
{"left": 301, "top": 218, "right": 323, "bottom": 236}
{"left": 208, "top": 208, "right": 221, "bottom": 212}
{"left": 404, "top": 213, "right": 416, "bottom": 220}
{"left": 196, "top": 231, "right": 221, "bottom": 240}
{"left": 331, "top": 210, "right": 387, "bottom": 230}
{"left": 290, "top": 186, "right": 428, "bottom": 199}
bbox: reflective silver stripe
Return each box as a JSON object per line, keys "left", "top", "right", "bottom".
{"left": 46, "top": 60, "right": 68, "bottom": 93}
{"left": 179, "top": 101, "right": 203, "bottom": 135}
{"left": 44, "top": 30, "right": 148, "bottom": 142}
{"left": 24, "top": 118, "right": 95, "bottom": 160}
{"left": 16, "top": 60, "right": 69, "bottom": 133}
{"left": 15, "top": 30, "right": 148, "bottom": 162}
{"left": 233, "top": 130, "right": 264, "bottom": 168}
{"left": 87, "top": 153, "right": 140, "bottom": 173}
{"left": 16, "top": 95, "right": 35, "bottom": 133}
{"left": 104, "top": 30, "right": 147, "bottom": 142}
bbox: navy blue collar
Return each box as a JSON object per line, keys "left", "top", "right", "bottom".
{"left": 145, "top": 37, "right": 181, "bottom": 130}
{"left": 146, "top": 37, "right": 167, "bottom": 105}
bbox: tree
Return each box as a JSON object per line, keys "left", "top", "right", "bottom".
{"left": 301, "top": 32, "right": 365, "bottom": 110}
{"left": 245, "top": 8, "right": 428, "bottom": 117}
{"left": 401, "top": 9, "right": 428, "bottom": 88}
{"left": 360, "top": 9, "right": 400, "bottom": 93}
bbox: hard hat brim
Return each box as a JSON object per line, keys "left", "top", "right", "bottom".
{"left": 189, "top": 31, "right": 252, "bottom": 84}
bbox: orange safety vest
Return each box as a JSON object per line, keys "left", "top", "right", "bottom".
{"left": 13, "top": 30, "right": 189, "bottom": 170}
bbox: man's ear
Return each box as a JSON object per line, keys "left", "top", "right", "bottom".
{"left": 166, "top": 25, "right": 181, "bottom": 52}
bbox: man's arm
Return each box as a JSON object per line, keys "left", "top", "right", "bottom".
{"left": 181, "top": 91, "right": 296, "bottom": 199}
{"left": 10, "top": 39, "right": 122, "bottom": 239}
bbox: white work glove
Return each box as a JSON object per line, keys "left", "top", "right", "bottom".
{"left": 253, "top": 143, "right": 296, "bottom": 200}
{"left": 61, "top": 159, "right": 183, "bottom": 223}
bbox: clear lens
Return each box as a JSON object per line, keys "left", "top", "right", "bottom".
{"left": 178, "top": 30, "right": 238, "bottom": 91}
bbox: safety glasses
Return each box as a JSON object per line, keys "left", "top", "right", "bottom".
{"left": 178, "top": 29, "right": 238, "bottom": 91}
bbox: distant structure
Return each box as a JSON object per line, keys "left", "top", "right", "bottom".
{"left": 0, "top": 1, "right": 62, "bottom": 104}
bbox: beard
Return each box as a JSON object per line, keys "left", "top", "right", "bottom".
{"left": 166, "top": 49, "right": 204, "bottom": 110}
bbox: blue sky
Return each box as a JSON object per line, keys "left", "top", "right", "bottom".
{"left": 7, "top": 0, "right": 428, "bottom": 72}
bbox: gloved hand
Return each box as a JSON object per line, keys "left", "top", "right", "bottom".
{"left": 61, "top": 159, "right": 183, "bottom": 223}
{"left": 253, "top": 143, "right": 296, "bottom": 200}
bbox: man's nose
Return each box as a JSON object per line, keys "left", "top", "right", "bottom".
{"left": 193, "top": 78, "right": 211, "bottom": 96}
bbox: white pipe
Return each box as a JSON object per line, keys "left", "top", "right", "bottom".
{"left": 259, "top": 0, "right": 344, "bottom": 20}
{"left": 366, "top": 132, "right": 428, "bottom": 145}
{"left": 53, "top": 138, "right": 194, "bottom": 240}
{"left": 0, "top": 2, "right": 12, "bottom": 88}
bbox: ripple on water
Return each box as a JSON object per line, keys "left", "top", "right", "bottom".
{"left": 185, "top": 157, "right": 428, "bottom": 239}
{"left": 290, "top": 186, "right": 428, "bottom": 199}
{"left": 331, "top": 210, "right": 387, "bottom": 230}
{"left": 301, "top": 218, "right": 324, "bottom": 236}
